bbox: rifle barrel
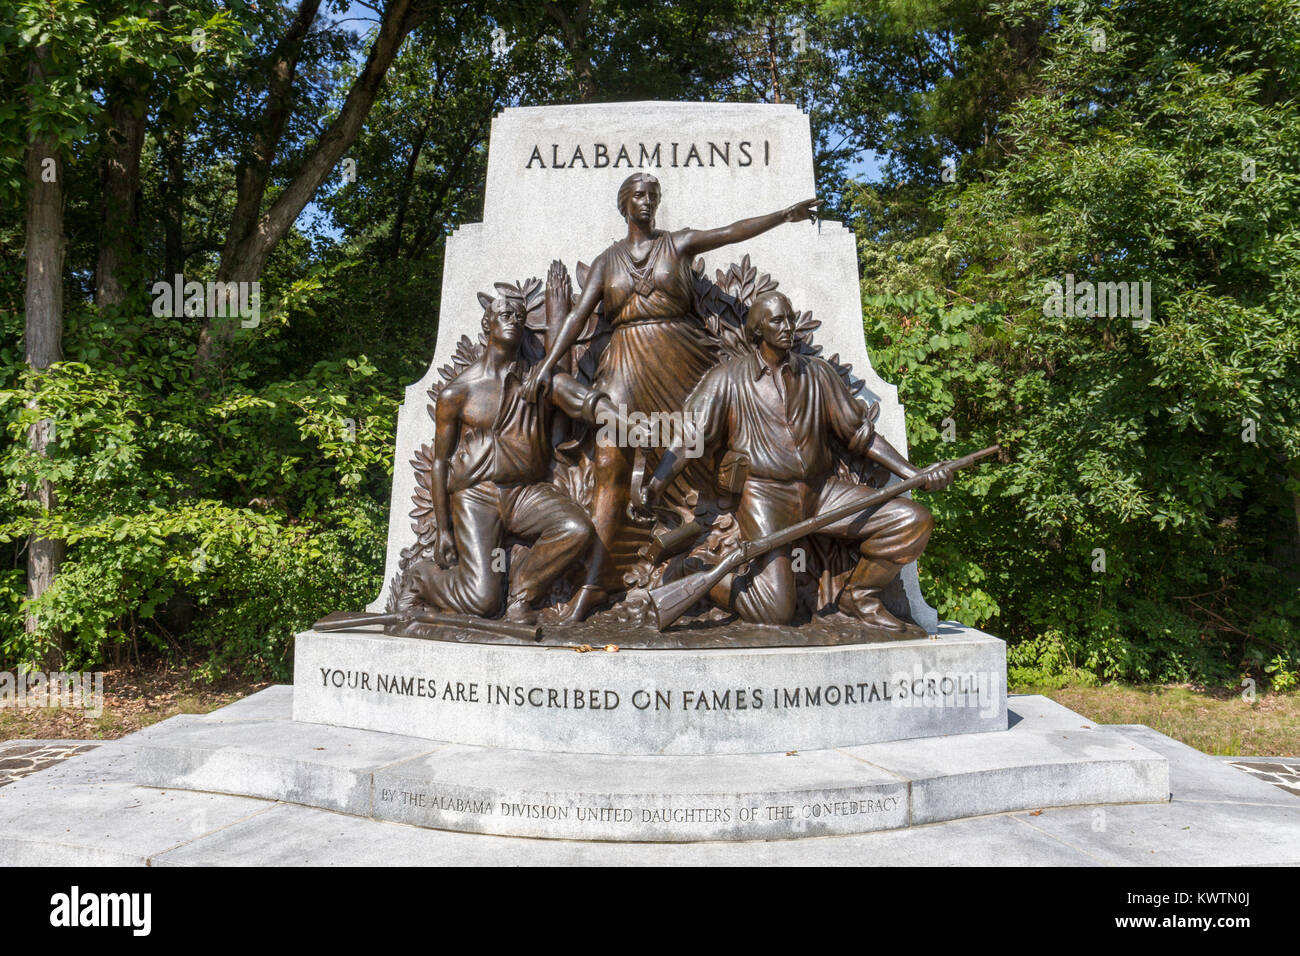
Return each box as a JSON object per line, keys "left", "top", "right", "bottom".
{"left": 313, "top": 609, "right": 541, "bottom": 641}
{"left": 314, "top": 612, "right": 402, "bottom": 632}
{"left": 648, "top": 445, "right": 1000, "bottom": 631}
{"left": 743, "top": 445, "right": 1000, "bottom": 560}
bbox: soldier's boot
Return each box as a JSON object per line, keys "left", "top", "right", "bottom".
{"left": 504, "top": 594, "right": 539, "bottom": 625}
{"left": 838, "top": 557, "right": 910, "bottom": 632}
{"left": 557, "top": 584, "right": 608, "bottom": 624}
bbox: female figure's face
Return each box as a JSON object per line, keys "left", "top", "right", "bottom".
{"left": 626, "top": 181, "right": 660, "bottom": 225}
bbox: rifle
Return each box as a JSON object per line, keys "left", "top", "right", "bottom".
{"left": 645, "top": 445, "right": 1001, "bottom": 631}
{"left": 313, "top": 608, "right": 542, "bottom": 641}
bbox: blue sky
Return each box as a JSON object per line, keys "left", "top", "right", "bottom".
{"left": 295, "top": 2, "right": 886, "bottom": 245}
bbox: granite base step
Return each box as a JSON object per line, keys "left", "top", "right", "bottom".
{"left": 127, "top": 687, "right": 1169, "bottom": 842}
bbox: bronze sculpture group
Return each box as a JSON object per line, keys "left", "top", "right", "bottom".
{"left": 635, "top": 289, "right": 951, "bottom": 632}
{"left": 346, "top": 172, "right": 996, "bottom": 646}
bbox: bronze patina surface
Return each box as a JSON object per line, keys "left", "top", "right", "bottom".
{"left": 318, "top": 176, "right": 1002, "bottom": 648}
{"left": 374, "top": 612, "right": 927, "bottom": 650}
{"left": 521, "top": 174, "right": 822, "bottom": 622}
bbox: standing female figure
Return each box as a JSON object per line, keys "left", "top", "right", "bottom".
{"left": 525, "top": 172, "right": 818, "bottom": 621}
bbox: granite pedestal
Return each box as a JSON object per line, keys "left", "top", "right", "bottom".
{"left": 125, "top": 687, "right": 1168, "bottom": 843}
{"left": 292, "top": 622, "right": 1006, "bottom": 755}
{"left": 6, "top": 700, "right": 1297, "bottom": 864}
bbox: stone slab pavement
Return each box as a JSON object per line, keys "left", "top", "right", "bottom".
{"left": 1222, "top": 757, "right": 1300, "bottom": 799}
{"left": 0, "top": 696, "right": 1296, "bottom": 865}
{"left": 0, "top": 740, "right": 102, "bottom": 788}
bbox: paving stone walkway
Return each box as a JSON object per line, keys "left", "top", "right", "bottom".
{"left": 1226, "top": 758, "right": 1300, "bottom": 798}
{"left": 0, "top": 740, "right": 102, "bottom": 788}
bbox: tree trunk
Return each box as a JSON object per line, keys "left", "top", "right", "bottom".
{"left": 199, "top": 0, "right": 324, "bottom": 370}
{"left": 765, "top": 18, "right": 783, "bottom": 104}
{"left": 228, "top": 0, "right": 427, "bottom": 281}
{"left": 96, "top": 79, "right": 147, "bottom": 308}
{"left": 543, "top": 0, "right": 596, "bottom": 102}
{"left": 23, "top": 46, "right": 68, "bottom": 668}
{"left": 387, "top": 115, "right": 432, "bottom": 260}
{"left": 407, "top": 120, "right": 488, "bottom": 258}
{"left": 200, "top": 0, "right": 427, "bottom": 369}
{"left": 162, "top": 123, "right": 184, "bottom": 279}
{"left": 217, "top": 0, "right": 323, "bottom": 280}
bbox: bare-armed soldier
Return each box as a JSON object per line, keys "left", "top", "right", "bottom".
{"left": 403, "top": 291, "right": 612, "bottom": 624}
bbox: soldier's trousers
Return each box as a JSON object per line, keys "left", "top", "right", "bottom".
{"left": 728, "top": 475, "right": 933, "bottom": 626}
{"left": 408, "top": 480, "right": 593, "bottom": 617}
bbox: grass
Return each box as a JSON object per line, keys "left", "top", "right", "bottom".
{"left": 1013, "top": 682, "right": 1300, "bottom": 756}
{"left": 0, "top": 664, "right": 270, "bottom": 741}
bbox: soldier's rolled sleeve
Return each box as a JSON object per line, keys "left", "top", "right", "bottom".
{"left": 817, "top": 360, "right": 879, "bottom": 455}
{"left": 845, "top": 401, "right": 880, "bottom": 456}
{"left": 682, "top": 364, "right": 730, "bottom": 452}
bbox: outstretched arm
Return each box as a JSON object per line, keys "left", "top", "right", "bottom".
{"left": 677, "top": 198, "right": 820, "bottom": 258}
{"left": 523, "top": 255, "right": 606, "bottom": 400}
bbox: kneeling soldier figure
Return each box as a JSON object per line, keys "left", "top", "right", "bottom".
{"left": 404, "top": 293, "right": 612, "bottom": 624}
{"left": 635, "top": 291, "right": 952, "bottom": 631}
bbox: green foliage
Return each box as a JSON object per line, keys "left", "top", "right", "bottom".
{"left": 855, "top": 0, "right": 1300, "bottom": 685}
{"left": 0, "top": 1, "right": 252, "bottom": 202}
{"left": 1006, "top": 631, "right": 1101, "bottom": 689}
{"left": 1266, "top": 655, "right": 1299, "bottom": 693}
{"left": 863, "top": 292, "right": 1010, "bottom": 630}
{"left": 0, "top": 290, "right": 397, "bottom": 678}
{"left": 863, "top": 283, "right": 1300, "bottom": 686}
{"left": 3, "top": 0, "right": 1297, "bottom": 691}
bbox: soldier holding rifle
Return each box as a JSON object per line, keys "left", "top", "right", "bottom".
{"left": 633, "top": 290, "right": 954, "bottom": 632}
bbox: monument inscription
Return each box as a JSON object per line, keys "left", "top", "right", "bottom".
{"left": 371, "top": 782, "right": 908, "bottom": 842}
{"left": 523, "top": 138, "right": 774, "bottom": 170}
{"left": 292, "top": 628, "right": 1006, "bottom": 754}
{"left": 314, "top": 666, "right": 997, "bottom": 713}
